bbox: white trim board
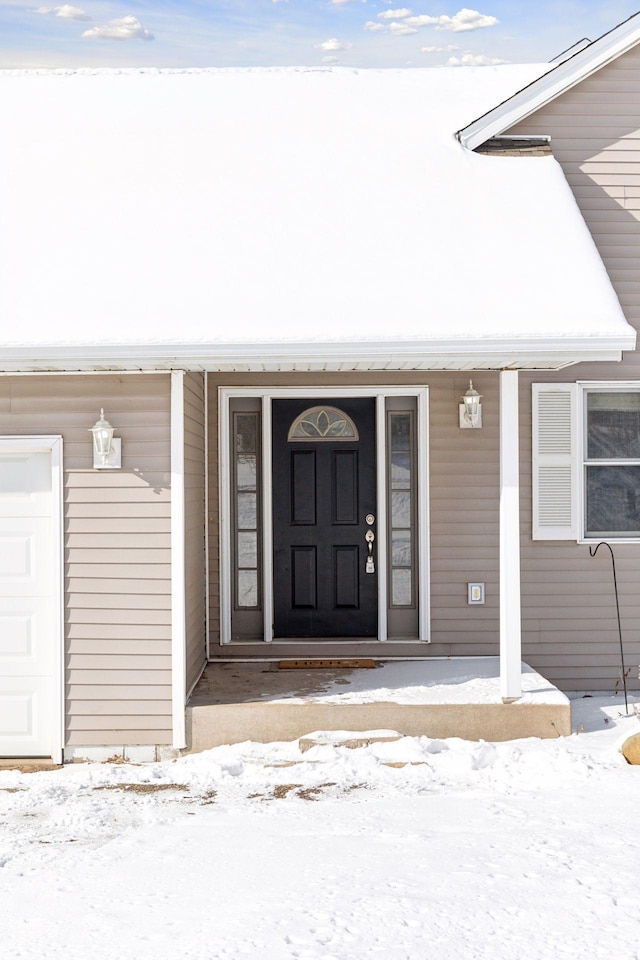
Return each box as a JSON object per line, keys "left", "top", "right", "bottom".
{"left": 375, "top": 394, "right": 388, "bottom": 643}
{"left": 0, "top": 436, "right": 64, "bottom": 763}
{"left": 204, "top": 374, "right": 211, "bottom": 660}
{"left": 218, "top": 386, "right": 431, "bottom": 647}
{"left": 499, "top": 372, "right": 522, "bottom": 701}
{"left": 458, "top": 11, "right": 640, "bottom": 150}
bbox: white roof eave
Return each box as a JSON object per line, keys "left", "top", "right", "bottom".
{"left": 458, "top": 11, "right": 640, "bottom": 150}
{"left": 0, "top": 334, "right": 634, "bottom": 373}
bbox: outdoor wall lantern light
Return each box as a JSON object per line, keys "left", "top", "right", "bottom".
{"left": 459, "top": 381, "right": 483, "bottom": 429}
{"left": 89, "top": 409, "right": 122, "bottom": 469}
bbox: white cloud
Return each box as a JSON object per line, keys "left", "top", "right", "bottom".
{"left": 364, "top": 20, "right": 386, "bottom": 31}
{"left": 315, "top": 37, "right": 353, "bottom": 51}
{"left": 406, "top": 8, "right": 498, "bottom": 32}
{"left": 36, "top": 4, "right": 90, "bottom": 20}
{"left": 322, "top": 56, "right": 340, "bottom": 63}
{"left": 404, "top": 15, "right": 434, "bottom": 25}
{"left": 81, "top": 15, "right": 154, "bottom": 40}
{"left": 377, "top": 8, "right": 411, "bottom": 19}
{"left": 389, "top": 21, "right": 416, "bottom": 35}
{"left": 54, "top": 3, "right": 89, "bottom": 19}
{"left": 447, "top": 51, "right": 508, "bottom": 65}
{"left": 330, "top": 0, "right": 361, "bottom": 4}
{"left": 421, "top": 44, "right": 460, "bottom": 52}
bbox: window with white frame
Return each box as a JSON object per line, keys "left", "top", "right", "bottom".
{"left": 584, "top": 390, "right": 640, "bottom": 538}
{"left": 532, "top": 382, "right": 640, "bottom": 542}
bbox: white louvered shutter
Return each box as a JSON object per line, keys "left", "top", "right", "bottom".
{"left": 532, "top": 383, "right": 578, "bottom": 540}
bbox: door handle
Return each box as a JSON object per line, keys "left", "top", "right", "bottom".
{"left": 365, "top": 529, "right": 375, "bottom": 574}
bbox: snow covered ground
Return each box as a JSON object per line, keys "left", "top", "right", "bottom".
{"left": 1, "top": 695, "right": 639, "bottom": 960}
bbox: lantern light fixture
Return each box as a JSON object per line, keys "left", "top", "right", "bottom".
{"left": 89, "top": 409, "right": 121, "bottom": 468}
{"left": 459, "top": 380, "right": 483, "bottom": 429}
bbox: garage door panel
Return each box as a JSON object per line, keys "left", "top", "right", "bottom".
{"left": 0, "top": 520, "right": 54, "bottom": 596}
{"left": 0, "top": 446, "right": 58, "bottom": 758}
{"left": 0, "top": 679, "right": 52, "bottom": 757}
{"left": 0, "top": 453, "right": 52, "bottom": 517}
{"left": 0, "top": 599, "right": 55, "bottom": 676}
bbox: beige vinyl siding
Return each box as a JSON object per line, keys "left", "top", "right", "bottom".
{"left": 0, "top": 374, "right": 173, "bottom": 746}
{"left": 507, "top": 43, "right": 640, "bottom": 350}
{"left": 506, "top": 45, "right": 640, "bottom": 691}
{"left": 517, "top": 378, "right": 640, "bottom": 692}
{"left": 207, "top": 372, "right": 500, "bottom": 660}
{"left": 183, "top": 372, "right": 207, "bottom": 694}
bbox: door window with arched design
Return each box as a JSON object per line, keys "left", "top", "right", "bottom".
{"left": 287, "top": 406, "right": 359, "bottom": 442}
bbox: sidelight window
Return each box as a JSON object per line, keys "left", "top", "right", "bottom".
{"left": 229, "top": 399, "right": 263, "bottom": 639}
{"left": 386, "top": 397, "right": 419, "bottom": 638}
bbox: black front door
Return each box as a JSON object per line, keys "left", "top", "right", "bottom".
{"left": 272, "top": 397, "right": 377, "bottom": 638}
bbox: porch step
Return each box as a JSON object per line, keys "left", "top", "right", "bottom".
{"left": 185, "top": 700, "right": 572, "bottom": 752}
{"left": 185, "top": 658, "right": 572, "bottom": 753}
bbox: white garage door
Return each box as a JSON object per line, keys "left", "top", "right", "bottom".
{"left": 0, "top": 445, "right": 60, "bottom": 758}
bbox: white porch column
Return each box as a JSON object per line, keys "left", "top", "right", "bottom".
{"left": 170, "top": 370, "right": 187, "bottom": 748}
{"left": 499, "top": 370, "right": 522, "bottom": 702}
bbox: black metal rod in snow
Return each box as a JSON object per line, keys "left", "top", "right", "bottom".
{"left": 589, "top": 541, "right": 629, "bottom": 714}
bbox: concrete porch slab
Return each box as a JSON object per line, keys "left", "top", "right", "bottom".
{"left": 186, "top": 657, "right": 571, "bottom": 752}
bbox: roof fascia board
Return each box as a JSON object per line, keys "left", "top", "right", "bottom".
{"left": 0, "top": 333, "right": 634, "bottom": 371}
{"left": 0, "top": 334, "right": 635, "bottom": 359}
{"left": 458, "top": 12, "right": 640, "bottom": 151}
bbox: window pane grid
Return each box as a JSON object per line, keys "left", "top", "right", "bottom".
{"left": 388, "top": 411, "right": 414, "bottom": 608}
{"left": 584, "top": 390, "right": 640, "bottom": 538}
{"left": 233, "top": 412, "right": 261, "bottom": 610}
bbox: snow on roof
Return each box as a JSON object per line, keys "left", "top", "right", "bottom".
{"left": 0, "top": 66, "right": 634, "bottom": 370}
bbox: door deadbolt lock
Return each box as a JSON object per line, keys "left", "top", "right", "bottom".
{"left": 365, "top": 529, "right": 375, "bottom": 574}
{"left": 365, "top": 514, "right": 375, "bottom": 525}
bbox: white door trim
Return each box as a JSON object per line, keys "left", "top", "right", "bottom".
{"left": 417, "top": 388, "right": 430, "bottom": 643}
{"left": 219, "top": 386, "right": 430, "bottom": 645}
{"left": 375, "top": 394, "right": 388, "bottom": 642}
{"left": 0, "top": 436, "right": 64, "bottom": 763}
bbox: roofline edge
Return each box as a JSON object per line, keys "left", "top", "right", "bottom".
{"left": 0, "top": 332, "right": 634, "bottom": 372}
{"left": 457, "top": 11, "right": 640, "bottom": 151}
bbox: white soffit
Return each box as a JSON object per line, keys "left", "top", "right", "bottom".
{"left": 0, "top": 341, "right": 630, "bottom": 373}
{"left": 458, "top": 11, "right": 640, "bottom": 150}
{"left": 0, "top": 66, "right": 635, "bottom": 370}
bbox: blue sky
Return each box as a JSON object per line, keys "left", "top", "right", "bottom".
{"left": 1, "top": 0, "right": 639, "bottom": 69}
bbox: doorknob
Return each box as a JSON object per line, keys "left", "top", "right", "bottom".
{"left": 365, "top": 529, "right": 375, "bottom": 574}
